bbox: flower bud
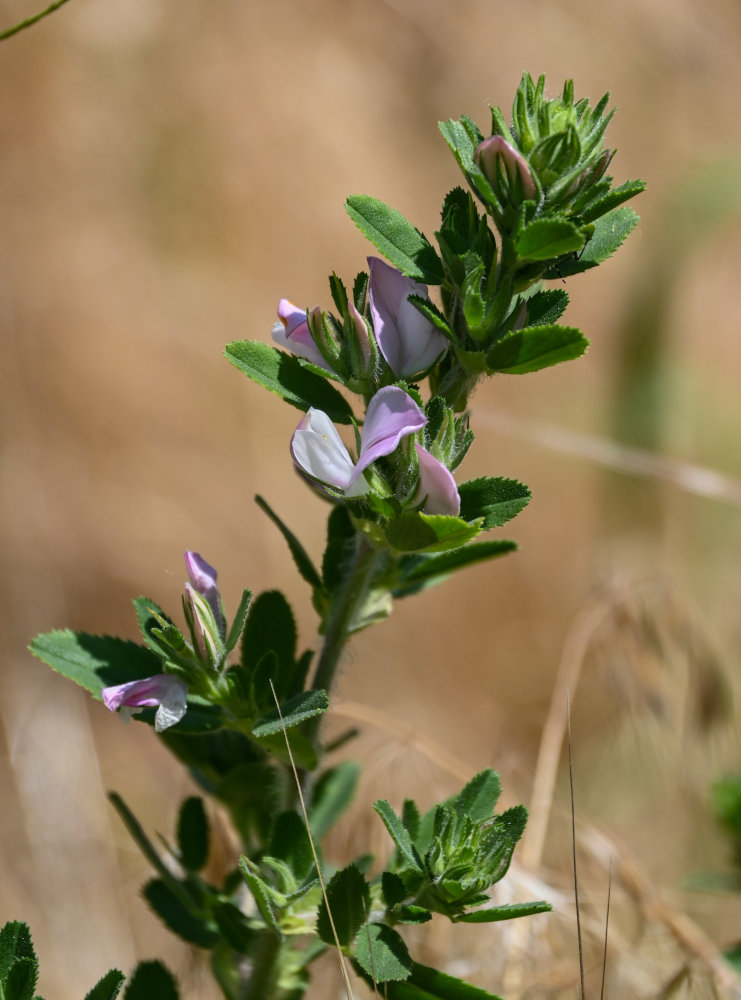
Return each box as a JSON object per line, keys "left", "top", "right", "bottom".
{"left": 475, "top": 136, "right": 536, "bottom": 202}
{"left": 272, "top": 299, "right": 331, "bottom": 371}
{"left": 102, "top": 674, "right": 188, "bottom": 732}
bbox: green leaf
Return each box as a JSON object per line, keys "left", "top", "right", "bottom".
{"left": 212, "top": 902, "right": 255, "bottom": 954}
{"left": 252, "top": 689, "right": 329, "bottom": 738}
{"left": 255, "top": 496, "right": 323, "bottom": 590}
{"left": 309, "top": 761, "right": 361, "bottom": 840}
{"left": 142, "top": 879, "right": 218, "bottom": 948}
{"left": 255, "top": 730, "right": 318, "bottom": 770}
{"left": 0, "top": 922, "right": 35, "bottom": 982}
{"left": 525, "top": 289, "right": 569, "bottom": 326}
{"left": 390, "top": 961, "right": 505, "bottom": 999}
{"left": 3, "top": 958, "right": 37, "bottom": 1000}
{"left": 322, "top": 505, "right": 355, "bottom": 592}
{"left": 438, "top": 119, "right": 477, "bottom": 173}
{"left": 516, "top": 217, "right": 586, "bottom": 260}
{"left": 381, "top": 871, "right": 407, "bottom": 907}
{"left": 353, "top": 924, "right": 412, "bottom": 983}
{"left": 241, "top": 590, "right": 301, "bottom": 704}
{"left": 395, "top": 541, "right": 516, "bottom": 596}
{"left": 345, "top": 195, "right": 443, "bottom": 284}
{"left": 581, "top": 178, "right": 646, "bottom": 223}
{"left": 544, "top": 206, "right": 640, "bottom": 277}
{"left": 385, "top": 513, "right": 483, "bottom": 554}
{"left": 453, "top": 770, "right": 501, "bottom": 821}
{"left": 455, "top": 900, "right": 552, "bottom": 923}
{"left": 270, "top": 811, "right": 314, "bottom": 882}
{"left": 373, "top": 801, "right": 423, "bottom": 872}
{"left": 458, "top": 477, "right": 531, "bottom": 530}
{"left": 225, "top": 340, "right": 354, "bottom": 423}
{"left": 238, "top": 860, "right": 282, "bottom": 936}
{"left": 486, "top": 324, "right": 588, "bottom": 375}
{"left": 123, "top": 961, "right": 179, "bottom": 1000}
{"left": 29, "top": 631, "right": 161, "bottom": 699}
{"left": 84, "top": 969, "right": 126, "bottom": 1000}
{"left": 176, "top": 797, "right": 209, "bottom": 873}
{"left": 316, "top": 865, "right": 370, "bottom": 947}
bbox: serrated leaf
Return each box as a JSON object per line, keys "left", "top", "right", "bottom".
{"left": 381, "top": 871, "right": 407, "bottom": 907}
{"left": 225, "top": 340, "right": 354, "bottom": 423}
{"left": 84, "top": 969, "right": 126, "bottom": 1000}
{"left": 224, "top": 587, "right": 252, "bottom": 654}
{"left": 545, "top": 206, "right": 640, "bottom": 277}
{"left": 252, "top": 689, "right": 329, "bottom": 738}
{"left": 455, "top": 900, "right": 552, "bottom": 923}
{"left": 345, "top": 195, "right": 443, "bottom": 284}
{"left": 322, "top": 505, "right": 355, "bottom": 592}
{"left": 438, "top": 119, "right": 477, "bottom": 173}
{"left": 29, "top": 631, "right": 161, "bottom": 699}
{"left": 316, "top": 865, "right": 369, "bottom": 947}
{"left": 176, "top": 797, "right": 209, "bottom": 873}
{"left": 309, "top": 761, "right": 361, "bottom": 840}
{"left": 254, "top": 496, "right": 322, "bottom": 590}
{"left": 270, "top": 811, "right": 314, "bottom": 882}
{"left": 581, "top": 178, "right": 646, "bottom": 223}
{"left": 0, "top": 922, "right": 35, "bottom": 982}
{"left": 255, "top": 730, "right": 319, "bottom": 770}
{"left": 123, "top": 961, "right": 179, "bottom": 1000}
{"left": 397, "top": 905, "right": 432, "bottom": 925}
{"left": 394, "top": 541, "right": 516, "bottom": 596}
{"left": 453, "top": 770, "right": 502, "bottom": 821}
{"left": 373, "top": 801, "right": 423, "bottom": 872}
{"left": 486, "top": 325, "right": 588, "bottom": 375}
{"left": 353, "top": 924, "right": 412, "bottom": 983}
{"left": 239, "top": 860, "right": 282, "bottom": 936}
{"left": 212, "top": 902, "right": 255, "bottom": 954}
{"left": 525, "top": 289, "right": 569, "bottom": 326}
{"left": 4, "top": 957, "right": 37, "bottom": 1000}
{"left": 389, "top": 961, "right": 506, "bottom": 999}
{"left": 385, "top": 513, "right": 483, "bottom": 554}
{"left": 458, "top": 477, "right": 531, "bottom": 530}
{"left": 516, "top": 217, "right": 586, "bottom": 261}
{"left": 142, "top": 879, "right": 218, "bottom": 948}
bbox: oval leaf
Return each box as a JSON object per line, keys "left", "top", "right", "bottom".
{"left": 486, "top": 325, "right": 588, "bottom": 375}
{"left": 345, "top": 195, "right": 443, "bottom": 284}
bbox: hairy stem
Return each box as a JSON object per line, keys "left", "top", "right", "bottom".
{"left": 244, "top": 932, "right": 282, "bottom": 1000}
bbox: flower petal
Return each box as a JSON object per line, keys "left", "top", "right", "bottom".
{"left": 291, "top": 408, "right": 369, "bottom": 497}
{"left": 102, "top": 674, "right": 188, "bottom": 733}
{"left": 352, "top": 386, "right": 427, "bottom": 481}
{"left": 475, "top": 136, "right": 536, "bottom": 200}
{"left": 368, "top": 257, "right": 446, "bottom": 377}
{"left": 272, "top": 299, "right": 331, "bottom": 370}
{"left": 184, "top": 551, "right": 223, "bottom": 635}
{"left": 415, "top": 444, "right": 461, "bottom": 516}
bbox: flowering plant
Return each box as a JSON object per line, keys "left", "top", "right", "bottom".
{"left": 19, "top": 74, "right": 644, "bottom": 999}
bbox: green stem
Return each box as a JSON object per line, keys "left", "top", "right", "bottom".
{"left": 0, "top": 0, "right": 71, "bottom": 41}
{"left": 244, "top": 932, "right": 282, "bottom": 1000}
{"left": 312, "top": 533, "right": 384, "bottom": 696}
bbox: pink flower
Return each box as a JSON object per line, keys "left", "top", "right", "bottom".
{"left": 184, "top": 551, "right": 223, "bottom": 637}
{"left": 475, "top": 136, "right": 536, "bottom": 201}
{"left": 102, "top": 674, "right": 188, "bottom": 732}
{"left": 368, "top": 257, "right": 447, "bottom": 378}
{"left": 290, "top": 386, "right": 427, "bottom": 496}
{"left": 415, "top": 445, "right": 460, "bottom": 516}
{"left": 272, "top": 299, "right": 332, "bottom": 371}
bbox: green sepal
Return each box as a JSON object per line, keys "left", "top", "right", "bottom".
{"left": 458, "top": 477, "right": 531, "bottom": 529}
{"left": 393, "top": 541, "right": 516, "bottom": 597}
{"left": 225, "top": 340, "right": 354, "bottom": 423}
{"left": 176, "top": 796, "right": 209, "bottom": 873}
{"left": 543, "top": 206, "right": 640, "bottom": 277}
{"left": 373, "top": 801, "right": 424, "bottom": 872}
{"left": 453, "top": 769, "right": 502, "bottom": 821}
{"left": 407, "top": 294, "right": 454, "bottom": 339}
{"left": 123, "top": 961, "right": 179, "bottom": 1000}
{"left": 132, "top": 597, "right": 183, "bottom": 660}
{"left": 142, "top": 879, "right": 219, "bottom": 948}
{"left": 581, "top": 178, "right": 646, "bottom": 223}
{"left": 454, "top": 900, "right": 552, "bottom": 923}
{"left": 309, "top": 761, "right": 361, "bottom": 840}
{"left": 345, "top": 195, "right": 443, "bottom": 284}
{"left": 84, "top": 969, "right": 126, "bottom": 1000}
{"left": 251, "top": 689, "right": 329, "bottom": 738}
{"left": 224, "top": 588, "right": 252, "bottom": 655}
{"left": 485, "top": 324, "right": 588, "bottom": 374}
{"left": 254, "top": 495, "right": 323, "bottom": 590}
{"left": 238, "top": 859, "right": 282, "bottom": 936}
{"left": 515, "top": 216, "right": 586, "bottom": 260}
{"left": 352, "top": 925, "right": 412, "bottom": 983}
{"left": 385, "top": 513, "right": 483, "bottom": 554}
{"left": 316, "top": 865, "right": 370, "bottom": 947}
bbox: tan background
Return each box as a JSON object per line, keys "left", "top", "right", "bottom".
{"left": 1, "top": 0, "right": 741, "bottom": 995}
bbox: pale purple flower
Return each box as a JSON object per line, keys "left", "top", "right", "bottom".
{"left": 415, "top": 444, "right": 461, "bottom": 516}
{"left": 272, "top": 299, "right": 331, "bottom": 370}
{"left": 368, "top": 257, "right": 447, "bottom": 378}
{"left": 102, "top": 674, "right": 188, "bottom": 733}
{"left": 474, "top": 136, "right": 537, "bottom": 201}
{"left": 184, "top": 551, "right": 223, "bottom": 636}
{"left": 290, "top": 386, "right": 427, "bottom": 496}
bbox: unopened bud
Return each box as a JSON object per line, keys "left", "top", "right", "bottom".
{"left": 475, "top": 136, "right": 537, "bottom": 202}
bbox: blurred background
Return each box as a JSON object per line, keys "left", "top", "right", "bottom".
{"left": 1, "top": 0, "right": 741, "bottom": 995}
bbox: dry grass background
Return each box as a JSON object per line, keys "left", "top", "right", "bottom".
{"left": 1, "top": 0, "right": 741, "bottom": 995}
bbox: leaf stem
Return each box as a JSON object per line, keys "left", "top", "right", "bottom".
{"left": 244, "top": 931, "right": 282, "bottom": 1000}
{"left": 0, "top": 0, "right": 71, "bottom": 42}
